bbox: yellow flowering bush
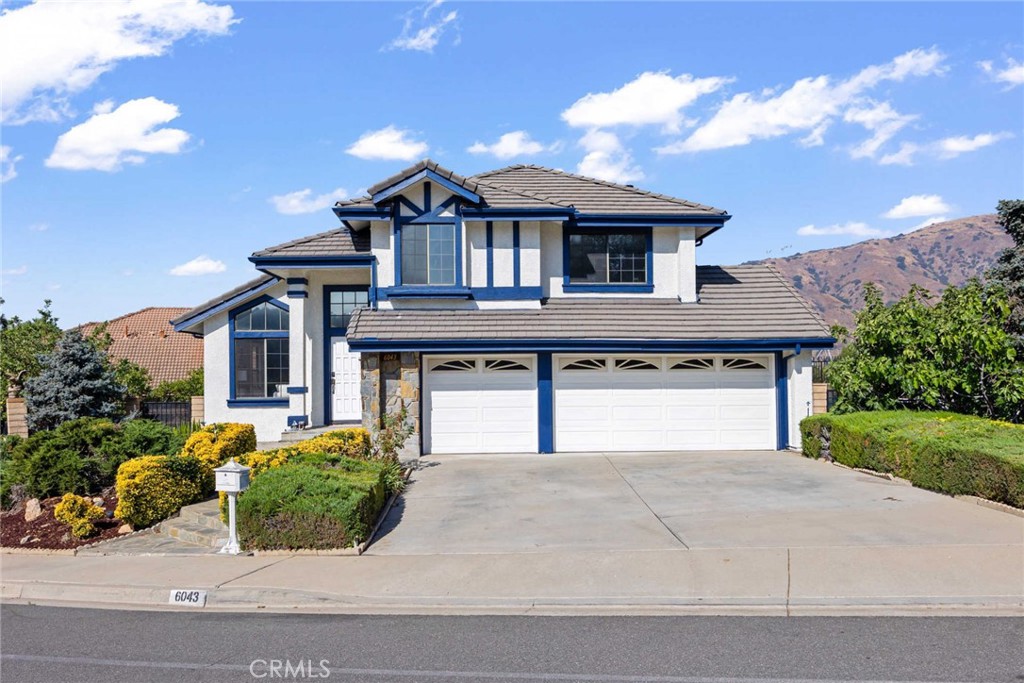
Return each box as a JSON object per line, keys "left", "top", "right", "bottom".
{"left": 180, "top": 423, "right": 257, "bottom": 471}
{"left": 114, "top": 455, "right": 208, "bottom": 529}
{"left": 54, "top": 493, "right": 106, "bottom": 539}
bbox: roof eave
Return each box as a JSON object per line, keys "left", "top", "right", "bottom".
{"left": 171, "top": 277, "right": 280, "bottom": 334}
{"left": 370, "top": 167, "right": 481, "bottom": 206}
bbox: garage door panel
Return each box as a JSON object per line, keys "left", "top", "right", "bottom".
{"left": 720, "top": 404, "right": 772, "bottom": 420}
{"left": 666, "top": 429, "right": 718, "bottom": 447}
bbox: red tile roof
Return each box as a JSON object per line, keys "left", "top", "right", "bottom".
{"left": 77, "top": 307, "right": 203, "bottom": 385}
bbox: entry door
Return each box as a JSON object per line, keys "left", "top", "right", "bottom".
{"left": 331, "top": 338, "right": 361, "bottom": 421}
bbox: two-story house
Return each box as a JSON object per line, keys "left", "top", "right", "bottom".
{"left": 173, "top": 160, "right": 834, "bottom": 455}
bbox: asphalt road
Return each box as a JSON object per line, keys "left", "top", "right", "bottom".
{"left": 1, "top": 606, "right": 1021, "bottom": 683}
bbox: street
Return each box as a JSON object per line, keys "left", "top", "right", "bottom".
{"left": 1, "top": 606, "right": 1021, "bottom": 682}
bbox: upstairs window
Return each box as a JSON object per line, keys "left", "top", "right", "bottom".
{"left": 402, "top": 224, "right": 455, "bottom": 285}
{"left": 568, "top": 230, "right": 647, "bottom": 284}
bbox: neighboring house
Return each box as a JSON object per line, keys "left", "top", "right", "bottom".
{"left": 173, "top": 160, "right": 834, "bottom": 454}
{"left": 78, "top": 307, "right": 203, "bottom": 385}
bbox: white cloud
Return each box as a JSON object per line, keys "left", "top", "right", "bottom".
{"left": 385, "top": 0, "right": 459, "bottom": 53}
{"left": 28, "top": 223, "right": 49, "bottom": 232}
{"left": 978, "top": 57, "right": 1024, "bottom": 89}
{"left": 660, "top": 48, "right": 945, "bottom": 155}
{"left": 883, "top": 194, "right": 952, "bottom": 219}
{"left": 0, "top": 145, "right": 23, "bottom": 182}
{"left": 0, "top": 0, "right": 235, "bottom": 124}
{"left": 905, "top": 216, "right": 948, "bottom": 232}
{"left": 562, "top": 71, "right": 731, "bottom": 133}
{"left": 575, "top": 129, "right": 644, "bottom": 184}
{"left": 169, "top": 255, "right": 226, "bottom": 276}
{"left": 0, "top": 265, "right": 29, "bottom": 276}
{"left": 880, "top": 132, "right": 1013, "bottom": 165}
{"left": 269, "top": 187, "right": 348, "bottom": 215}
{"left": 467, "top": 131, "right": 559, "bottom": 159}
{"left": 45, "top": 97, "right": 190, "bottom": 171}
{"left": 843, "top": 101, "right": 917, "bottom": 160}
{"left": 346, "top": 125, "right": 428, "bottom": 161}
{"left": 796, "top": 222, "right": 886, "bottom": 237}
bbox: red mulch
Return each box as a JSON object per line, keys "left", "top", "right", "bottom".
{"left": 0, "top": 489, "right": 128, "bottom": 550}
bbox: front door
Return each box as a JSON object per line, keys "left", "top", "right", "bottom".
{"left": 331, "top": 337, "right": 361, "bottom": 421}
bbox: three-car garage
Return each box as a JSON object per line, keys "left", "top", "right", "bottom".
{"left": 423, "top": 354, "right": 779, "bottom": 454}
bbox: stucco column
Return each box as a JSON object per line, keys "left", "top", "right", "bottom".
{"left": 678, "top": 227, "right": 697, "bottom": 303}
{"left": 286, "top": 277, "right": 308, "bottom": 427}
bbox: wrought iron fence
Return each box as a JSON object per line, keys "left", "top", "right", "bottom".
{"left": 812, "top": 359, "right": 830, "bottom": 383}
{"left": 142, "top": 401, "right": 192, "bottom": 428}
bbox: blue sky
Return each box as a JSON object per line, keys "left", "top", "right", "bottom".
{"left": 1, "top": 1, "right": 1022, "bottom": 327}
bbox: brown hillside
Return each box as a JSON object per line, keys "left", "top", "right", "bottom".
{"left": 752, "top": 215, "right": 1011, "bottom": 332}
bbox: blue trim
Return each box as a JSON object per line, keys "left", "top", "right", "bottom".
{"left": 332, "top": 207, "right": 391, "bottom": 221}
{"left": 470, "top": 286, "right": 542, "bottom": 300}
{"left": 407, "top": 206, "right": 457, "bottom": 225}
{"left": 392, "top": 204, "right": 402, "bottom": 287}
{"left": 228, "top": 295, "right": 290, "bottom": 402}
{"left": 230, "top": 295, "right": 289, "bottom": 315}
{"left": 287, "top": 290, "right": 308, "bottom": 299}
{"left": 562, "top": 226, "right": 654, "bottom": 291}
{"left": 563, "top": 284, "right": 654, "bottom": 294}
{"left": 775, "top": 352, "right": 789, "bottom": 450}
{"left": 322, "top": 284, "right": 371, "bottom": 425}
{"left": 512, "top": 221, "right": 521, "bottom": 288}
{"left": 371, "top": 168, "right": 481, "bottom": 205}
{"left": 286, "top": 386, "right": 308, "bottom": 395}
{"left": 172, "top": 277, "right": 280, "bottom": 332}
{"left": 349, "top": 337, "right": 837, "bottom": 353}
{"left": 234, "top": 330, "right": 289, "bottom": 339}
{"left": 379, "top": 286, "right": 473, "bottom": 300}
{"left": 423, "top": 181, "right": 431, "bottom": 212}
{"left": 573, "top": 214, "right": 731, "bottom": 226}
{"left": 485, "top": 221, "right": 494, "bottom": 288}
{"left": 397, "top": 196, "right": 422, "bottom": 215}
{"left": 287, "top": 415, "right": 309, "bottom": 427}
{"left": 454, "top": 201, "right": 464, "bottom": 288}
{"left": 227, "top": 398, "right": 289, "bottom": 408}
{"left": 370, "top": 258, "right": 379, "bottom": 307}
{"left": 537, "top": 352, "right": 553, "bottom": 454}
{"left": 286, "top": 277, "right": 308, "bottom": 286}
{"left": 462, "top": 208, "right": 575, "bottom": 221}
{"left": 250, "top": 256, "right": 374, "bottom": 269}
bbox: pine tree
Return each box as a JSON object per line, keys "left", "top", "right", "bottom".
{"left": 988, "top": 199, "right": 1024, "bottom": 341}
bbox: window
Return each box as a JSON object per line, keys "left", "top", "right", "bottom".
{"left": 429, "top": 359, "right": 477, "bottom": 372}
{"left": 568, "top": 230, "right": 647, "bottom": 284}
{"left": 670, "top": 357, "right": 715, "bottom": 370}
{"left": 232, "top": 300, "right": 289, "bottom": 399}
{"left": 484, "top": 359, "right": 531, "bottom": 372}
{"left": 560, "top": 358, "right": 607, "bottom": 371}
{"left": 614, "top": 358, "right": 660, "bottom": 371}
{"left": 329, "top": 290, "right": 369, "bottom": 330}
{"left": 722, "top": 357, "right": 768, "bottom": 370}
{"left": 402, "top": 224, "right": 455, "bottom": 285}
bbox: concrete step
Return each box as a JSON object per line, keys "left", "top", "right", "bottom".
{"left": 278, "top": 422, "right": 360, "bottom": 443}
{"left": 158, "top": 500, "right": 227, "bottom": 548}
{"left": 176, "top": 499, "right": 226, "bottom": 531}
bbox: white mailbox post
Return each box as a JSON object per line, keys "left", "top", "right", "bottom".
{"left": 214, "top": 458, "right": 250, "bottom": 555}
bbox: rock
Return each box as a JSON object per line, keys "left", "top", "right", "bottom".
{"left": 19, "top": 535, "right": 31, "bottom": 545}
{"left": 24, "top": 498, "right": 42, "bottom": 522}
{"left": 92, "top": 497, "right": 104, "bottom": 506}
{"left": 118, "top": 524, "right": 132, "bottom": 535}
{"left": 59, "top": 532, "right": 71, "bottom": 544}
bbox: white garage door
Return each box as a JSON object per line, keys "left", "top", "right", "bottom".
{"left": 424, "top": 355, "right": 538, "bottom": 454}
{"left": 554, "top": 355, "right": 776, "bottom": 452}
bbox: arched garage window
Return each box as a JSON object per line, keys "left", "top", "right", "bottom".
{"left": 231, "top": 298, "right": 289, "bottom": 400}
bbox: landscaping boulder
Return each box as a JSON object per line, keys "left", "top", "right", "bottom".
{"left": 23, "top": 498, "right": 41, "bottom": 522}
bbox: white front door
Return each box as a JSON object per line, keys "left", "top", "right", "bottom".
{"left": 331, "top": 338, "right": 361, "bottom": 421}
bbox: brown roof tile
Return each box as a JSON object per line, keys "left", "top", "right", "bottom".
{"left": 252, "top": 226, "right": 371, "bottom": 257}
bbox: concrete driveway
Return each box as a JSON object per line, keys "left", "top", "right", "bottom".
{"left": 369, "top": 451, "right": 1024, "bottom": 555}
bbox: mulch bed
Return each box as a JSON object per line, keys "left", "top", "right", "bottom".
{"left": 0, "top": 488, "right": 128, "bottom": 550}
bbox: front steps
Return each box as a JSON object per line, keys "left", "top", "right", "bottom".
{"left": 277, "top": 422, "right": 360, "bottom": 443}
{"left": 157, "top": 499, "right": 227, "bottom": 548}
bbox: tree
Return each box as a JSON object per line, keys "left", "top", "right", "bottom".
{"left": 83, "top": 320, "right": 153, "bottom": 401}
{"left": 987, "top": 199, "right": 1024, "bottom": 341}
{"left": 23, "top": 331, "right": 126, "bottom": 431}
{"left": 828, "top": 280, "right": 1023, "bottom": 423}
{"left": 0, "top": 299, "right": 62, "bottom": 401}
{"left": 151, "top": 368, "right": 204, "bottom": 402}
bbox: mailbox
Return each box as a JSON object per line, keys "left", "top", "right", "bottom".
{"left": 214, "top": 458, "right": 250, "bottom": 493}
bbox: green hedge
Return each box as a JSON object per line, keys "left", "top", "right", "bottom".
{"left": 800, "top": 411, "right": 1024, "bottom": 507}
{"left": 236, "top": 453, "right": 389, "bottom": 550}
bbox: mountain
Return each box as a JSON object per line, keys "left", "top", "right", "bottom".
{"left": 750, "top": 215, "right": 1011, "bottom": 332}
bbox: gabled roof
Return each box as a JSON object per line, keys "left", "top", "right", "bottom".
{"left": 346, "top": 265, "right": 831, "bottom": 346}
{"left": 252, "top": 226, "right": 371, "bottom": 258}
{"left": 366, "top": 159, "right": 481, "bottom": 196}
{"left": 77, "top": 307, "right": 203, "bottom": 384}
{"left": 171, "top": 274, "right": 279, "bottom": 333}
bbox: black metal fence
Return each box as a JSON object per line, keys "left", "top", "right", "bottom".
{"left": 142, "top": 401, "right": 192, "bottom": 428}
{"left": 812, "top": 359, "right": 830, "bottom": 383}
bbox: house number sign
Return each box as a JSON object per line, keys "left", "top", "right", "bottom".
{"left": 382, "top": 353, "right": 399, "bottom": 361}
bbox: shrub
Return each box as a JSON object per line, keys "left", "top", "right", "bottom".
{"left": 114, "top": 455, "right": 208, "bottom": 528}
{"left": 236, "top": 454, "right": 388, "bottom": 550}
{"left": 54, "top": 493, "right": 106, "bottom": 538}
{"left": 289, "top": 428, "right": 371, "bottom": 459}
{"left": 800, "top": 411, "right": 1024, "bottom": 507}
{"left": 151, "top": 368, "right": 204, "bottom": 402}
{"left": 180, "top": 423, "right": 256, "bottom": 471}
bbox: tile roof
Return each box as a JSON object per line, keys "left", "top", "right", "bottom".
{"left": 252, "top": 226, "right": 371, "bottom": 257}
{"left": 366, "top": 159, "right": 481, "bottom": 196}
{"left": 347, "top": 265, "right": 830, "bottom": 343}
{"left": 77, "top": 307, "right": 203, "bottom": 385}
{"left": 171, "top": 274, "right": 277, "bottom": 330}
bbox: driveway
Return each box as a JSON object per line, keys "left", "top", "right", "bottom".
{"left": 368, "top": 451, "right": 1024, "bottom": 555}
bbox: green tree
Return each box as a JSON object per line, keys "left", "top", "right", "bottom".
{"left": 828, "top": 281, "right": 1023, "bottom": 422}
{"left": 987, "top": 199, "right": 1024, "bottom": 340}
{"left": 23, "top": 331, "right": 126, "bottom": 431}
{"left": 0, "top": 299, "right": 62, "bottom": 401}
{"left": 113, "top": 359, "right": 153, "bottom": 401}
{"left": 151, "top": 368, "right": 204, "bottom": 402}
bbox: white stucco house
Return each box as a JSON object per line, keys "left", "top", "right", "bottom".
{"left": 173, "top": 160, "right": 834, "bottom": 454}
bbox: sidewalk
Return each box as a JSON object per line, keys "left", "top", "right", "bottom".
{"left": 3, "top": 542, "right": 1022, "bottom": 616}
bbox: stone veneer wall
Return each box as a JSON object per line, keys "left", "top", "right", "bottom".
{"left": 361, "top": 352, "right": 421, "bottom": 460}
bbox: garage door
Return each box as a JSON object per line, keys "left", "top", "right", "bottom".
{"left": 554, "top": 355, "right": 775, "bottom": 452}
{"left": 424, "top": 356, "right": 538, "bottom": 454}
